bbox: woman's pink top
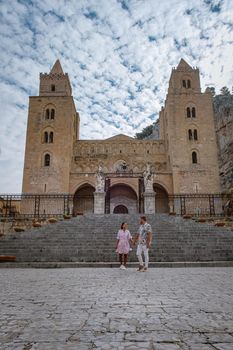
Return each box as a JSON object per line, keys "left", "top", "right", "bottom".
{"left": 116, "top": 229, "right": 132, "bottom": 254}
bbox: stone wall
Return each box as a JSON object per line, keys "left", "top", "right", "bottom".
{"left": 72, "top": 136, "right": 168, "bottom": 175}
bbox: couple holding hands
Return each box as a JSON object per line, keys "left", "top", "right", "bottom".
{"left": 116, "top": 216, "right": 152, "bottom": 272}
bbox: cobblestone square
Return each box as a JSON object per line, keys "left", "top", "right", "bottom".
{"left": 1, "top": 267, "right": 233, "bottom": 350}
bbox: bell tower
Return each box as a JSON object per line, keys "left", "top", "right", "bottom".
{"left": 22, "top": 60, "right": 79, "bottom": 194}
{"left": 39, "top": 59, "right": 72, "bottom": 96}
{"left": 161, "top": 58, "right": 220, "bottom": 194}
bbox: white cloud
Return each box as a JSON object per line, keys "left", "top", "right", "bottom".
{"left": 0, "top": 0, "right": 232, "bottom": 192}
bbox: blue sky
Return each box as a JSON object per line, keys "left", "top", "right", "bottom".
{"left": 0, "top": 0, "right": 232, "bottom": 193}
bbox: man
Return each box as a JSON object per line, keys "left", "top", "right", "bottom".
{"left": 134, "top": 216, "right": 152, "bottom": 272}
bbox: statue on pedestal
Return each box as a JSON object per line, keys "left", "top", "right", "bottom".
{"left": 95, "top": 165, "right": 105, "bottom": 192}
{"left": 143, "top": 163, "right": 154, "bottom": 192}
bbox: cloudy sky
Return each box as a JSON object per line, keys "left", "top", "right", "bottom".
{"left": 0, "top": 0, "right": 232, "bottom": 193}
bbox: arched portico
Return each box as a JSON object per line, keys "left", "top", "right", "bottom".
{"left": 153, "top": 183, "right": 169, "bottom": 213}
{"left": 106, "top": 183, "right": 138, "bottom": 214}
{"left": 113, "top": 205, "right": 129, "bottom": 214}
{"left": 73, "top": 183, "right": 95, "bottom": 214}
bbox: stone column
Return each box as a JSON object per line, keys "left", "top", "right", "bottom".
{"left": 143, "top": 191, "right": 156, "bottom": 214}
{"left": 94, "top": 191, "right": 106, "bottom": 214}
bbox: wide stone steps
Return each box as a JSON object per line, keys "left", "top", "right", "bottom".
{"left": 0, "top": 214, "right": 233, "bottom": 262}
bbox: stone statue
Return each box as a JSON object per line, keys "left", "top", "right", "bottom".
{"left": 95, "top": 166, "right": 105, "bottom": 192}
{"left": 143, "top": 163, "right": 154, "bottom": 192}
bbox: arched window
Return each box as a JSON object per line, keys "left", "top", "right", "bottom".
{"left": 44, "top": 131, "right": 49, "bottom": 143}
{"left": 49, "top": 132, "right": 53, "bottom": 143}
{"left": 44, "top": 154, "right": 50, "bottom": 167}
{"left": 51, "top": 84, "right": 55, "bottom": 92}
{"left": 192, "top": 151, "right": 197, "bottom": 164}
{"left": 44, "top": 107, "right": 55, "bottom": 120}
{"left": 182, "top": 79, "right": 191, "bottom": 89}
{"left": 194, "top": 129, "right": 198, "bottom": 140}
{"left": 188, "top": 129, "right": 193, "bottom": 140}
{"left": 187, "top": 107, "right": 191, "bottom": 118}
{"left": 51, "top": 109, "right": 55, "bottom": 119}
{"left": 192, "top": 107, "right": 196, "bottom": 118}
{"left": 46, "top": 109, "right": 50, "bottom": 119}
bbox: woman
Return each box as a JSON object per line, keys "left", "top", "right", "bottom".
{"left": 116, "top": 222, "right": 133, "bottom": 270}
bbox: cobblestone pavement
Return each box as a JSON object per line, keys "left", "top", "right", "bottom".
{"left": 1, "top": 268, "right": 233, "bottom": 350}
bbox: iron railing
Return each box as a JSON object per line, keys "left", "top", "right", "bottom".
{"left": 168, "top": 193, "right": 231, "bottom": 216}
{"left": 0, "top": 194, "right": 73, "bottom": 220}
{"left": 0, "top": 192, "right": 232, "bottom": 220}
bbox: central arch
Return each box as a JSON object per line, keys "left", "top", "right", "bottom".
{"left": 153, "top": 183, "right": 169, "bottom": 213}
{"left": 113, "top": 205, "right": 129, "bottom": 214}
{"left": 73, "top": 184, "right": 95, "bottom": 215}
{"left": 107, "top": 183, "right": 138, "bottom": 214}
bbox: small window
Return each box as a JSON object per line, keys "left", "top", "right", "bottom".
{"left": 147, "top": 150, "right": 149, "bottom": 154}
{"left": 192, "top": 107, "right": 196, "bottom": 118}
{"left": 46, "top": 109, "right": 50, "bottom": 119}
{"left": 51, "top": 84, "right": 55, "bottom": 92}
{"left": 49, "top": 132, "right": 53, "bottom": 143}
{"left": 187, "top": 107, "right": 191, "bottom": 118}
{"left": 194, "top": 129, "right": 198, "bottom": 140}
{"left": 120, "top": 150, "right": 122, "bottom": 153}
{"left": 187, "top": 80, "right": 191, "bottom": 88}
{"left": 44, "top": 154, "right": 50, "bottom": 166}
{"left": 51, "top": 109, "right": 55, "bottom": 119}
{"left": 192, "top": 151, "right": 197, "bottom": 164}
{"left": 44, "top": 131, "right": 49, "bottom": 143}
{"left": 182, "top": 80, "right": 186, "bottom": 88}
{"left": 188, "top": 129, "right": 192, "bottom": 140}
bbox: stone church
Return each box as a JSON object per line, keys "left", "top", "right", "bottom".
{"left": 22, "top": 58, "right": 221, "bottom": 215}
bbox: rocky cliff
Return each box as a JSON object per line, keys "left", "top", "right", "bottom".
{"left": 213, "top": 93, "right": 233, "bottom": 193}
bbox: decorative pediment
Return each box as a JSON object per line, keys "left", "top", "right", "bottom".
{"left": 105, "top": 134, "right": 134, "bottom": 141}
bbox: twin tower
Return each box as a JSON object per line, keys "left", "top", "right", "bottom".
{"left": 22, "top": 58, "right": 220, "bottom": 214}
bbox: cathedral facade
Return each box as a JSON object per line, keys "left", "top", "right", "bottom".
{"left": 22, "top": 59, "right": 221, "bottom": 215}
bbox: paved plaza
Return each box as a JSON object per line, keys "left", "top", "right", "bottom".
{"left": 1, "top": 268, "right": 233, "bottom": 350}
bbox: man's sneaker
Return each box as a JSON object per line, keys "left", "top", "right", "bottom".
{"left": 137, "top": 265, "right": 144, "bottom": 271}
{"left": 122, "top": 265, "right": 126, "bottom": 270}
{"left": 143, "top": 267, "right": 148, "bottom": 272}
{"left": 120, "top": 265, "right": 125, "bottom": 270}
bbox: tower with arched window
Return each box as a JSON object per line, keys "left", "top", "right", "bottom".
{"left": 160, "top": 58, "right": 220, "bottom": 194}
{"left": 22, "top": 60, "right": 80, "bottom": 194}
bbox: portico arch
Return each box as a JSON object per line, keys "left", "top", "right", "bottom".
{"left": 113, "top": 205, "right": 128, "bottom": 214}
{"left": 153, "top": 183, "right": 169, "bottom": 213}
{"left": 107, "top": 183, "right": 138, "bottom": 214}
{"left": 73, "top": 183, "right": 95, "bottom": 214}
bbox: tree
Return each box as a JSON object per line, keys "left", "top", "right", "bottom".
{"left": 220, "top": 86, "right": 230, "bottom": 96}
{"left": 208, "top": 87, "right": 216, "bottom": 96}
{"left": 135, "top": 124, "right": 154, "bottom": 139}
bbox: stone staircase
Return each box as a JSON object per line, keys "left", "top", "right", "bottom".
{"left": 0, "top": 214, "right": 233, "bottom": 263}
